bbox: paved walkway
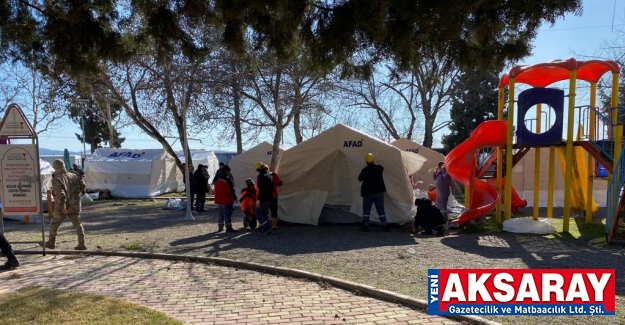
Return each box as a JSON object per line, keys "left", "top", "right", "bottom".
{"left": 1, "top": 255, "right": 459, "bottom": 325}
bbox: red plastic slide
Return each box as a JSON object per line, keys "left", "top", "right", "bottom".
{"left": 445, "top": 120, "right": 527, "bottom": 225}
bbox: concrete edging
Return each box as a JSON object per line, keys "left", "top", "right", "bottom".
{"left": 14, "top": 249, "right": 501, "bottom": 325}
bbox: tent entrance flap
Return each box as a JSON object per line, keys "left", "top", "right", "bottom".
{"left": 278, "top": 190, "right": 328, "bottom": 226}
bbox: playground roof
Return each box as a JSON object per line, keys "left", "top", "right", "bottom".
{"left": 499, "top": 58, "right": 619, "bottom": 88}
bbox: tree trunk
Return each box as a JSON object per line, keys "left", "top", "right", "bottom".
{"left": 422, "top": 116, "right": 434, "bottom": 148}
{"left": 293, "top": 108, "right": 303, "bottom": 144}
{"left": 105, "top": 97, "right": 115, "bottom": 148}
{"left": 233, "top": 85, "right": 243, "bottom": 154}
{"left": 90, "top": 139, "right": 98, "bottom": 153}
{"left": 270, "top": 126, "right": 283, "bottom": 171}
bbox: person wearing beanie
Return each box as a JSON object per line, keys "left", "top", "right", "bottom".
{"left": 213, "top": 165, "right": 238, "bottom": 232}
{"left": 42, "top": 159, "right": 87, "bottom": 250}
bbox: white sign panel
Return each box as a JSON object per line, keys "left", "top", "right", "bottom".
{"left": 0, "top": 145, "right": 41, "bottom": 214}
{"left": 0, "top": 104, "right": 36, "bottom": 137}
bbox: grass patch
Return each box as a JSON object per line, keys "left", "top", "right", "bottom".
{"left": 397, "top": 252, "right": 410, "bottom": 259}
{"left": 125, "top": 242, "right": 141, "bottom": 251}
{"left": 457, "top": 214, "right": 607, "bottom": 245}
{"left": 457, "top": 215, "right": 502, "bottom": 234}
{"left": 543, "top": 217, "right": 607, "bottom": 246}
{"left": 0, "top": 287, "right": 182, "bottom": 325}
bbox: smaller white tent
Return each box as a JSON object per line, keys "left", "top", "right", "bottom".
{"left": 229, "top": 142, "right": 284, "bottom": 194}
{"left": 40, "top": 155, "right": 82, "bottom": 168}
{"left": 85, "top": 148, "right": 177, "bottom": 198}
{"left": 275, "top": 124, "right": 427, "bottom": 226}
{"left": 174, "top": 149, "right": 220, "bottom": 190}
{"left": 39, "top": 159, "right": 54, "bottom": 195}
{"left": 390, "top": 139, "right": 445, "bottom": 191}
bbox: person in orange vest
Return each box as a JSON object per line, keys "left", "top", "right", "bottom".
{"left": 426, "top": 184, "right": 437, "bottom": 202}
{"left": 240, "top": 178, "right": 258, "bottom": 230}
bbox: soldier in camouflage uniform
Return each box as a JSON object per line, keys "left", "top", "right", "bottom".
{"left": 42, "top": 159, "right": 87, "bottom": 250}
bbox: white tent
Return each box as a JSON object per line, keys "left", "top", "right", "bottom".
{"left": 174, "top": 149, "right": 220, "bottom": 190}
{"left": 40, "top": 155, "right": 82, "bottom": 168}
{"left": 275, "top": 124, "right": 427, "bottom": 226}
{"left": 390, "top": 138, "right": 445, "bottom": 191}
{"left": 39, "top": 159, "right": 54, "bottom": 195}
{"left": 85, "top": 148, "right": 177, "bottom": 198}
{"left": 229, "top": 142, "right": 284, "bottom": 194}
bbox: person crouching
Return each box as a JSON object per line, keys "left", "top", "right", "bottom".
{"left": 414, "top": 198, "right": 447, "bottom": 236}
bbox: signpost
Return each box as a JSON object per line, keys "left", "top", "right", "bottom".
{"left": 0, "top": 103, "right": 46, "bottom": 255}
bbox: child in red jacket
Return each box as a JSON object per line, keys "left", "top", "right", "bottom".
{"left": 240, "top": 178, "right": 258, "bottom": 229}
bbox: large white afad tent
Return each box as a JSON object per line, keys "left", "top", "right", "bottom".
{"left": 85, "top": 148, "right": 177, "bottom": 197}
{"left": 174, "top": 149, "right": 220, "bottom": 190}
{"left": 390, "top": 138, "right": 445, "bottom": 191}
{"left": 275, "top": 124, "right": 427, "bottom": 226}
{"left": 228, "top": 142, "right": 284, "bottom": 193}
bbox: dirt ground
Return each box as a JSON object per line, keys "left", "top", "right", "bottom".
{"left": 3, "top": 199, "right": 624, "bottom": 325}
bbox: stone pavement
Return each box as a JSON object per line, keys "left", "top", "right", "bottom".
{"left": 1, "top": 254, "right": 460, "bottom": 325}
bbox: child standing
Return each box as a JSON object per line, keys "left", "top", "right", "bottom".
{"left": 240, "top": 178, "right": 258, "bottom": 229}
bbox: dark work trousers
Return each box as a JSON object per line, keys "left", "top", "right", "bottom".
{"left": 270, "top": 197, "right": 279, "bottom": 219}
{"left": 0, "top": 233, "right": 17, "bottom": 261}
{"left": 196, "top": 192, "right": 207, "bottom": 212}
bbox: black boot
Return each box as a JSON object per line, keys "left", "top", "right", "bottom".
{"left": 2, "top": 257, "right": 20, "bottom": 270}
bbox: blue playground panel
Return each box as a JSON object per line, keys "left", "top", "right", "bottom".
{"left": 596, "top": 162, "right": 608, "bottom": 178}
{"left": 516, "top": 88, "right": 565, "bottom": 147}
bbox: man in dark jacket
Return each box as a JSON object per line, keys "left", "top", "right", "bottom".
{"left": 213, "top": 165, "right": 237, "bottom": 232}
{"left": 193, "top": 164, "right": 208, "bottom": 212}
{"left": 357, "top": 153, "right": 389, "bottom": 232}
{"left": 255, "top": 162, "right": 274, "bottom": 235}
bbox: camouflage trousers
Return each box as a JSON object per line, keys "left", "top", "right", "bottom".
{"left": 48, "top": 213, "right": 85, "bottom": 245}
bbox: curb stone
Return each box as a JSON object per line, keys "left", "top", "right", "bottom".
{"left": 14, "top": 249, "right": 501, "bottom": 325}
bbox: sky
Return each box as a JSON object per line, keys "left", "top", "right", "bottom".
{"left": 13, "top": 0, "right": 625, "bottom": 154}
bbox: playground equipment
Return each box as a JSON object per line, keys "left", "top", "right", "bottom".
{"left": 445, "top": 58, "right": 624, "bottom": 244}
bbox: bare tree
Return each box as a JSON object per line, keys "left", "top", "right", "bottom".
{"left": 89, "top": 50, "right": 217, "bottom": 171}
{"left": 237, "top": 52, "right": 325, "bottom": 169}
{"left": 335, "top": 50, "right": 458, "bottom": 147}
{"left": 205, "top": 50, "right": 261, "bottom": 154}
{"left": 0, "top": 62, "right": 68, "bottom": 133}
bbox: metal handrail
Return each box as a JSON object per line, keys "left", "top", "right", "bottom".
{"left": 580, "top": 105, "right": 617, "bottom": 161}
